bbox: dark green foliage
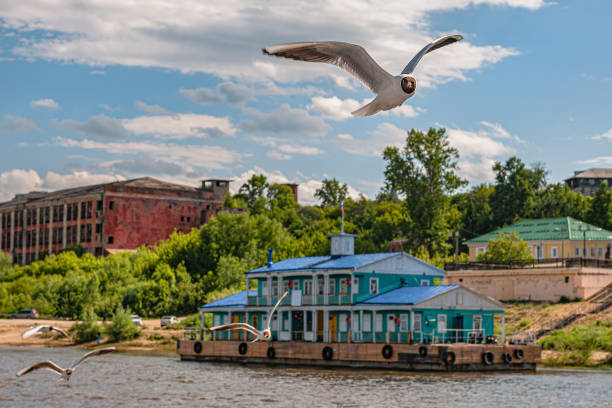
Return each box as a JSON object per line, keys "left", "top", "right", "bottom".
{"left": 72, "top": 307, "right": 101, "bottom": 344}
{"left": 539, "top": 322, "right": 612, "bottom": 353}
{"left": 106, "top": 305, "right": 140, "bottom": 342}
{"left": 586, "top": 182, "right": 612, "bottom": 230}
{"left": 315, "top": 178, "right": 348, "bottom": 207}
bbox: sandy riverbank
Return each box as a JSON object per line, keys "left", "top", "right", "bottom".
{"left": 0, "top": 318, "right": 182, "bottom": 352}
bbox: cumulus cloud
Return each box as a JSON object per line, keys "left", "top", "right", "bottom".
{"left": 267, "top": 151, "right": 292, "bottom": 160}
{"left": 122, "top": 113, "right": 236, "bottom": 139}
{"left": 1, "top": 1, "right": 543, "bottom": 87}
{"left": 181, "top": 82, "right": 253, "bottom": 106}
{"left": 0, "top": 169, "right": 42, "bottom": 201}
{"left": 135, "top": 100, "right": 168, "bottom": 114}
{"left": 309, "top": 96, "right": 362, "bottom": 121}
{"left": 0, "top": 115, "right": 40, "bottom": 133}
{"left": 108, "top": 156, "right": 184, "bottom": 176}
{"left": 576, "top": 156, "right": 612, "bottom": 166}
{"left": 480, "top": 120, "right": 524, "bottom": 143}
{"left": 592, "top": 129, "right": 612, "bottom": 141}
{"left": 240, "top": 104, "right": 331, "bottom": 138}
{"left": 58, "top": 114, "right": 131, "bottom": 140}
{"left": 30, "top": 98, "right": 60, "bottom": 110}
{"left": 333, "top": 123, "right": 406, "bottom": 157}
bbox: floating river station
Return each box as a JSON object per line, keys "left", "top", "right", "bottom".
{"left": 178, "top": 233, "right": 541, "bottom": 371}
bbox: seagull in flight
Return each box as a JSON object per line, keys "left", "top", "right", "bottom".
{"left": 16, "top": 347, "right": 116, "bottom": 382}
{"left": 263, "top": 35, "right": 462, "bottom": 116}
{"left": 21, "top": 325, "right": 69, "bottom": 339}
{"left": 209, "top": 291, "right": 289, "bottom": 342}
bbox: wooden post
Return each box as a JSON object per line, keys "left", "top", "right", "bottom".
{"left": 386, "top": 331, "right": 390, "bottom": 345}
{"left": 348, "top": 329, "right": 351, "bottom": 344}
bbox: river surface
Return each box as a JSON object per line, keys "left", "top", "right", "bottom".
{"left": 1, "top": 347, "right": 610, "bottom": 407}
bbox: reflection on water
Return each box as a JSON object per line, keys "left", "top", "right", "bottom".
{"left": 1, "top": 347, "right": 610, "bottom": 408}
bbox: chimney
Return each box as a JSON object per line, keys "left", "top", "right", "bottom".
{"left": 283, "top": 183, "right": 298, "bottom": 203}
{"left": 327, "top": 233, "right": 358, "bottom": 256}
{"left": 267, "top": 248, "right": 274, "bottom": 267}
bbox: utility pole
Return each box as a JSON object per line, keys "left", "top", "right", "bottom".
{"left": 454, "top": 226, "right": 459, "bottom": 264}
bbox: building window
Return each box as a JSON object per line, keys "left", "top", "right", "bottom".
{"left": 317, "top": 276, "right": 324, "bottom": 295}
{"left": 271, "top": 280, "right": 278, "bottom": 296}
{"left": 473, "top": 315, "right": 482, "bottom": 332}
{"left": 437, "top": 314, "right": 447, "bottom": 333}
{"left": 375, "top": 314, "right": 383, "bottom": 332}
{"left": 303, "top": 279, "right": 312, "bottom": 296}
{"left": 565, "top": 276, "right": 569, "bottom": 283}
{"left": 353, "top": 277, "right": 359, "bottom": 294}
{"left": 413, "top": 313, "right": 422, "bottom": 332}
{"left": 369, "top": 278, "right": 379, "bottom": 295}
{"left": 575, "top": 247, "right": 580, "bottom": 257}
{"left": 551, "top": 247, "right": 558, "bottom": 258}
{"left": 109, "top": 201, "right": 115, "bottom": 210}
{"left": 363, "top": 314, "right": 371, "bottom": 332}
{"left": 340, "top": 277, "right": 348, "bottom": 294}
{"left": 590, "top": 247, "right": 595, "bottom": 257}
{"left": 583, "top": 247, "right": 588, "bottom": 257}
{"left": 328, "top": 278, "right": 335, "bottom": 295}
{"left": 400, "top": 314, "right": 409, "bottom": 331}
{"left": 292, "top": 280, "right": 299, "bottom": 291}
{"left": 421, "top": 279, "right": 430, "bottom": 286}
{"left": 262, "top": 280, "right": 268, "bottom": 296}
{"left": 598, "top": 247, "right": 604, "bottom": 258}
{"left": 107, "top": 236, "right": 114, "bottom": 244}
{"left": 476, "top": 247, "right": 486, "bottom": 255}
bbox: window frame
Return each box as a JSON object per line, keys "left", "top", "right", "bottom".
{"left": 369, "top": 277, "right": 379, "bottom": 295}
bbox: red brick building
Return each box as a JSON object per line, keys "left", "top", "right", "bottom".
{"left": 0, "top": 177, "right": 237, "bottom": 265}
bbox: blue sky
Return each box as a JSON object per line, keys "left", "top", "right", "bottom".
{"left": 1, "top": 0, "right": 611, "bottom": 204}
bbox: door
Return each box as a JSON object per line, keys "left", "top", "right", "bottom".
{"left": 251, "top": 314, "right": 259, "bottom": 342}
{"left": 455, "top": 316, "right": 464, "bottom": 343}
{"left": 329, "top": 314, "right": 338, "bottom": 343}
{"left": 317, "top": 311, "right": 324, "bottom": 341}
{"left": 232, "top": 314, "right": 240, "bottom": 341}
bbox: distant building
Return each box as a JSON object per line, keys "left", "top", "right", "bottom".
{"left": 565, "top": 168, "right": 612, "bottom": 196}
{"left": 0, "top": 177, "right": 241, "bottom": 265}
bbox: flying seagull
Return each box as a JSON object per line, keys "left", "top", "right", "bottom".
{"left": 16, "top": 347, "right": 116, "bottom": 382}
{"left": 21, "top": 325, "right": 69, "bottom": 339}
{"left": 263, "top": 35, "right": 462, "bottom": 116}
{"left": 209, "top": 291, "right": 289, "bottom": 342}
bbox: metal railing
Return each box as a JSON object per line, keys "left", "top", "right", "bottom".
{"left": 446, "top": 257, "right": 612, "bottom": 271}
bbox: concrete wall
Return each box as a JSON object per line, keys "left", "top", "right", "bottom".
{"left": 468, "top": 240, "right": 612, "bottom": 262}
{"left": 446, "top": 267, "right": 612, "bottom": 301}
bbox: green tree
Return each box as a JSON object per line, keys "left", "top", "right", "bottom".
{"left": 530, "top": 183, "right": 591, "bottom": 220}
{"left": 453, "top": 184, "right": 494, "bottom": 241}
{"left": 476, "top": 232, "right": 534, "bottom": 266}
{"left": 491, "top": 157, "right": 547, "bottom": 228}
{"left": 586, "top": 183, "right": 612, "bottom": 230}
{"left": 73, "top": 306, "right": 101, "bottom": 343}
{"left": 383, "top": 127, "right": 466, "bottom": 255}
{"left": 107, "top": 304, "right": 140, "bottom": 342}
{"left": 237, "top": 174, "right": 268, "bottom": 208}
{"left": 315, "top": 178, "right": 348, "bottom": 207}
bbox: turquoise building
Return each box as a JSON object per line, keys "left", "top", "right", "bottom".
{"left": 200, "top": 233, "right": 506, "bottom": 345}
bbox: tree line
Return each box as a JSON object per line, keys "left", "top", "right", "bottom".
{"left": 1, "top": 127, "right": 611, "bottom": 318}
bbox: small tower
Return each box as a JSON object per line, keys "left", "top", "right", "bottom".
{"left": 327, "top": 233, "right": 358, "bottom": 256}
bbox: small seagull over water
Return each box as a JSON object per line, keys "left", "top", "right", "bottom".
{"left": 16, "top": 347, "right": 116, "bottom": 382}
{"left": 21, "top": 325, "right": 69, "bottom": 339}
{"left": 209, "top": 291, "right": 289, "bottom": 342}
{"left": 263, "top": 35, "right": 462, "bottom": 116}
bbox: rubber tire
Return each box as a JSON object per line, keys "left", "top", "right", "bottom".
{"left": 267, "top": 347, "right": 276, "bottom": 359}
{"left": 482, "top": 351, "right": 494, "bottom": 365}
{"left": 418, "top": 345, "right": 428, "bottom": 357}
{"left": 176, "top": 339, "right": 181, "bottom": 350}
{"left": 238, "top": 342, "right": 248, "bottom": 355}
{"left": 503, "top": 352, "right": 512, "bottom": 364}
{"left": 322, "top": 346, "right": 333, "bottom": 361}
{"left": 382, "top": 345, "right": 393, "bottom": 359}
{"left": 193, "top": 341, "right": 202, "bottom": 354}
{"left": 513, "top": 348, "right": 524, "bottom": 360}
{"left": 443, "top": 350, "right": 456, "bottom": 366}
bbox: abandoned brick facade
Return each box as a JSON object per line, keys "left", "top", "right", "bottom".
{"left": 0, "top": 177, "right": 236, "bottom": 265}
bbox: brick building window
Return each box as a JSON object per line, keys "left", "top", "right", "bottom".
{"left": 109, "top": 201, "right": 115, "bottom": 210}
{"left": 95, "top": 224, "right": 101, "bottom": 234}
{"left": 107, "top": 236, "right": 114, "bottom": 244}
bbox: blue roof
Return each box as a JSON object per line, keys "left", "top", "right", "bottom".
{"left": 247, "top": 252, "right": 445, "bottom": 275}
{"left": 356, "top": 285, "right": 460, "bottom": 306}
{"left": 200, "top": 290, "right": 256, "bottom": 309}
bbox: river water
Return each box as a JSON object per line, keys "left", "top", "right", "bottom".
{"left": 1, "top": 347, "right": 610, "bottom": 407}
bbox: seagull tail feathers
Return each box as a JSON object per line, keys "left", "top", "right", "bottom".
{"left": 351, "top": 99, "right": 382, "bottom": 117}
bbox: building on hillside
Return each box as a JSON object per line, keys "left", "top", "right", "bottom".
{"left": 199, "top": 233, "right": 506, "bottom": 346}
{"left": 0, "top": 177, "right": 242, "bottom": 265}
{"left": 446, "top": 217, "right": 612, "bottom": 301}
{"left": 565, "top": 168, "right": 612, "bottom": 196}
{"left": 464, "top": 217, "right": 612, "bottom": 262}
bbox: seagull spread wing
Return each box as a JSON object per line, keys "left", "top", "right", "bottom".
{"left": 209, "top": 322, "right": 262, "bottom": 338}
{"left": 265, "top": 291, "right": 288, "bottom": 331}
{"left": 21, "top": 325, "right": 49, "bottom": 339}
{"left": 16, "top": 360, "right": 64, "bottom": 377}
{"left": 401, "top": 35, "right": 463, "bottom": 75}
{"left": 50, "top": 326, "right": 69, "bottom": 338}
{"left": 70, "top": 347, "right": 116, "bottom": 370}
{"left": 263, "top": 42, "right": 394, "bottom": 94}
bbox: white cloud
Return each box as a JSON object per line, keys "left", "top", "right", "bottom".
{"left": 576, "top": 156, "right": 612, "bottom": 165}
{"left": 180, "top": 82, "right": 253, "bottom": 106}
{"left": 309, "top": 96, "right": 362, "bottom": 121}
{"left": 30, "top": 98, "right": 60, "bottom": 110}
{"left": 391, "top": 105, "right": 422, "bottom": 118}
{"left": 0, "top": 115, "right": 40, "bottom": 133}
{"left": 58, "top": 114, "right": 131, "bottom": 140}
{"left": 135, "top": 100, "right": 168, "bottom": 114}
{"left": 0, "top": 169, "right": 42, "bottom": 201}
{"left": 1, "top": 1, "right": 543, "bottom": 88}
{"left": 480, "top": 120, "right": 524, "bottom": 143}
{"left": 53, "top": 136, "right": 245, "bottom": 170}
{"left": 267, "top": 151, "right": 292, "bottom": 160}
{"left": 592, "top": 129, "right": 612, "bottom": 141}
{"left": 240, "top": 104, "right": 331, "bottom": 138}
{"left": 122, "top": 113, "right": 236, "bottom": 139}
{"left": 278, "top": 144, "right": 323, "bottom": 156}
{"left": 333, "top": 123, "right": 406, "bottom": 157}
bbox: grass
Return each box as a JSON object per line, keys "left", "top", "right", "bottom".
{"left": 147, "top": 333, "right": 165, "bottom": 341}
{"left": 538, "top": 321, "right": 612, "bottom": 353}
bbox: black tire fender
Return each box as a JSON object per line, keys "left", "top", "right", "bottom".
{"left": 513, "top": 348, "right": 524, "bottom": 360}
{"left": 482, "top": 351, "right": 494, "bottom": 365}
{"left": 267, "top": 346, "right": 276, "bottom": 359}
{"left": 238, "top": 342, "right": 248, "bottom": 355}
{"left": 322, "top": 346, "right": 333, "bottom": 361}
{"left": 502, "top": 352, "right": 512, "bottom": 364}
{"left": 418, "top": 345, "right": 428, "bottom": 357}
{"left": 443, "top": 350, "right": 456, "bottom": 365}
{"left": 193, "top": 340, "right": 202, "bottom": 354}
{"left": 382, "top": 344, "right": 393, "bottom": 359}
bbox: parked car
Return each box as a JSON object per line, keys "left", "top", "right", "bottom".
{"left": 131, "top": 314, "right": 143, "bottom": 325}
{"left": 9, "top": 309, "right": 39, "bottom": 319}
{"left": 160, "top": 315, "right": 179, "bottom": 327}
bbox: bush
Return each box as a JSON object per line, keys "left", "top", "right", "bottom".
{"left": 72, "top": 307, "right": 101, "bottom": 344}
{"left": 539, "top": 324, "right": 612, "bottom": 353}
{"left": 147, "top": 333, "right": 165, "bottom": 341}
{"left": 106, "top": 305, "right": 140, "bottom": 342}
{"left": 544, "top": 350, "right": 591, "bottom": 367}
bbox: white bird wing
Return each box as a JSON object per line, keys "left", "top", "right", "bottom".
{"left": 401, "top": 35, "right": 463, "bottom": 75}
{"left": 21, "top": 325, "right": 49, "bottom": 339}
{"left": 265, "top": 291, "right": 288, "bottom": 331}
{"left": 263, "top": 41, "right": 394, "bottom": 94}
{"left": 50, "top": 326, "right": 69, "bottom": 338}
{"left": 16, "top": 360, "right": 64, "bottom": 377}
{"left": 70, "top": 347, "right": 116, "bottom": 370}
{"left": 209, "top": 322, "right": 262, "bottom": 338}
